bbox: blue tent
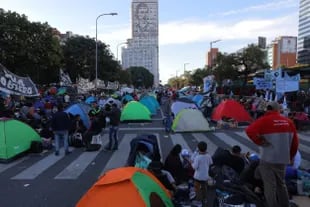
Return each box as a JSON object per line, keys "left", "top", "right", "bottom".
{"left": 140, "top": 97, "right": 157, "bottom": 115}
{"left": 65, "top": 103, "right": 91, "bottom": 129}
{"left": 192, "top": 94, "right": 204, "bottom": 106}
{"left": 121, "top": 94, "right": 134, "bottom": 103}
{"left": 85, "top": 96, "right": 96, "bottom": 104}
{"left": 145, "top": 95, "right": 160, "bottom": 109}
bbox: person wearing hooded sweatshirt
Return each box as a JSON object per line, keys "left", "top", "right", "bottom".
{"left": 246, "top": 101, "right": 299, "bottom": 207}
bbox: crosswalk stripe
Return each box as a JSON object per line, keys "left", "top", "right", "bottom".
{"left": 213, "top": 132, "right": 254, "bottom": 154}
{"left": 0, "top": 157, "right": 28, "bottom": 174}
{"left": 298, "top": 134, "right": 309, "bottom": 142}
{"left": 11, "top": 148, "right": 74, "bottom": 180}
{"left": 55, "top": 135, "right": 109, "bottom": 180}
{"left": 170, "top": 134, "right": 192, "bottom": 153}
{"left": 154, "top": 133, "right": 163, "bottom": 162}
{"left": 100, "top": 134, "right": 136, "bottom": 175}
{"left": 192, "top": 133, "right": 217, "bottom": 156}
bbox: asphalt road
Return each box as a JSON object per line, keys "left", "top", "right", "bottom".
{"left": 1, "top": 112, "right": 309, "bottom": 207}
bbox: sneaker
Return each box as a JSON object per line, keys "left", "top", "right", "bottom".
{"left": 55, "top": 151, "right": 59, "bottom": 156}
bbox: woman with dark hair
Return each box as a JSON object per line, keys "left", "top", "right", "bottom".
{"left": 164, "top": 144, "right": 184, "bottom": 184}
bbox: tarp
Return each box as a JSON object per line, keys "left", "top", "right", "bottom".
{"left": 172, "top": 109, "right": 211, "bottom": 132}
{"left": 0, "top": 63, "right": 39, "bottom": 97}
{"left": 76, "top": 167, "right": 173, "bottom": 207}
{"left": 0, "top": 118, "right": 41, "bottom": 161}
{"left": 212, "top": 99, "right": 253, "bottom": 123}
{"left": 171, "top": 99, "right": 198, "bottom": 116}
{"left": 65, "top": 103, "right": 91, "bottom": 128}
{"left": 140, "top": 96, "right": 157, "bottom": 115}
{"left": 121, "top": 101, "right": 151, "bottom": 122}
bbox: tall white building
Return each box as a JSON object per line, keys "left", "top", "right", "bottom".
{"left": 297, "top": 0, "right": 310, "bottom": 64}
{"left": 122, "top": 0, "right": 159, "bottom": 86}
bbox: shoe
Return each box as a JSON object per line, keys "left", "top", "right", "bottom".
{"left": 103, "top": 147, "right": 112, "bottom": 151}
{"left": 55, "top": 151, "right": 59, "bottom": 156}
{"left": 65, "top": 150, "right": 72, "bottom": 155}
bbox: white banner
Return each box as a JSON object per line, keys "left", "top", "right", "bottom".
{"left": 253, "top": 78, "right": 272, "bottom": 90}
{"left": 264, "top": 68, "right": 282, "bottom": 81}
{"left": 276, "top": 80, "right": 299, "bottom": 93}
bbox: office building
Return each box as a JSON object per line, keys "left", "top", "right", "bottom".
{"left": 122, "top": 0, "right": 159, "bottom": 86}
{"left": 266, "top": 36, "right": 297, "bottom": 69}
{"left": 297, "top": 0, "right": 310, "bottom": 64}
{"left": 206, "top": 48, "right": 219, "bottom": 67}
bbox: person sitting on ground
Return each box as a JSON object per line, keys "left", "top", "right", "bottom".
{"left": 217, "top": 116, "right": 238, "bottom": 129}
{"left": 164, "top": 144, "right": 184, "bottom": 184}
{"left": 39, "top": 123, "right": 54, "bottom": 150}
{"left": 212, "top": 145, "right": 246, "bottom": 175}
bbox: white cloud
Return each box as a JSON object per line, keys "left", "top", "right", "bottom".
{"left": 217, "top": 0, "right": 298, "bottom": 16}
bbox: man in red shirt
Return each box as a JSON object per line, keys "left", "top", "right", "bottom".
{"left": 246, "top": 101, "right": 299, "bottom": 207}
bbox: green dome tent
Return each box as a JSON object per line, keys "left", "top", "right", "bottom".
{"left": 172, "top": 109, "right": 211, "bottom": 132}
{"left": 121, "top": 101, "right": 151, "bottom": 122}
{"left": 0, "top": 118, "right": 41, "bottom": 162}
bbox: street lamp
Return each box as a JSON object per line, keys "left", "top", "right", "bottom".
{"left": 183, "top": 63, "right": 190, "bottom": 74}
{"left": 95, "top": 12, "right": 118, "bottom": 88}
{"left": 116, "top": 41, "right": 128, "bottom": 62}
{"left": 209, "top": 39, "right": 221, "bottom": 67}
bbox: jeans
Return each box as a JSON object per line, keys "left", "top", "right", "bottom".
{"left": 54, "top": 130, "right": 69, "bottom": 153}
{"left": 164, "top": 115, "right": 172, "bottom": 132}
{"left": 108, "top": 126, "right": 118, "bottom": 149}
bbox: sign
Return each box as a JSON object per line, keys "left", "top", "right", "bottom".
{"left": 253, "top": 78, "right": 272, "bottom": 90}
{"left": 59, "top": 69, "right": 72, "bottom": 86}
{"left": 0, "top": 64, "right": 39, "bottom": 97}
{"left": 276, "top": 80, "right": 299, "bottom": 93}
{"left": 264, "top": 68, "right": 282, "bottom": 81}
{"left": 203, "top": 75, "right": 216, "bottom": 93}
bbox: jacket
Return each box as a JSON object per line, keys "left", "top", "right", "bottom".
{"left": 51, "top": 111, "right": 71, "bottom": 131}
{"left": 245, "top": 111, "right": 299, "bottom": 165}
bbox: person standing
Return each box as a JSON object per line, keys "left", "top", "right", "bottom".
{"left": 246, "top": 101, "right": 299, "bottom": 207}
{"left": 103, "top": 103, "right": 121, "bottom": 151}
{"left": 51, "top": 104, "right": 72, "bottom": 156}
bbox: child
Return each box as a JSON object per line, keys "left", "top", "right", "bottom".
{"left": 191, "top": 141, "right": 213, "bottom": 207}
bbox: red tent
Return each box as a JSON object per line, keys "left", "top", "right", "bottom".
{"left": 212, "top": 99, "right": 253, "bottom": 122}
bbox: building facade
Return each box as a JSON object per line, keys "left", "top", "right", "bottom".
{"left": 122, "top": 0, "right": 159, "bottom": 86}
{"left": 298, "top": 0, "right": 310, "bottom": 64}
{"left": 266, "top": 36, "right": 297, "bottom": 69}
{"left": 206, "top": 48, "right": 219, "bottom": 67}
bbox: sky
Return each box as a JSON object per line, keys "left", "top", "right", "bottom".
{"left": 1, "top": 0, "right": 299, "bottom": 83}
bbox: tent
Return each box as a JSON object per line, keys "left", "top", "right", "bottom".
{"left": 65, "top": 103, "right": 91, "bottom": 128}
{"left": 76, "top": 167, "right": 173, "bottom": 207}
{"left": 171, "top": 99, "right": 198, "bottom": 116}
{"left": 85, "top": 96, "right": 96, "bottom": 104}
{"left": 172, "top": 109, "right": 211, "bottom": 132}
{"left": 192, "top": 94, "right": 204, "bottom": 106}
{"left": 0, "top": 118, "right": 41, "bottom": 162}
{"left": 122, "top": 94, "right": 134, "bottom": 103}
{"left": 121, "top": 101, "right": 151, "bottom": 122}
{"left": 146, "top": 95, "right": 160, "bottom": 109}
{"left": 140, "top": 96, "right": 157, "bottom": 115}
{"left": 212, "top": 99, "right": 253, "bottom": 123}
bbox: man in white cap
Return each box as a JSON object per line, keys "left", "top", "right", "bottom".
{"left": 246, "top": 101, "right": 299, "bottom": 207}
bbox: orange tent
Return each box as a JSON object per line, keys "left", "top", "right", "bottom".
{"left": 212, "top": 99, "right": 253, "bottom": 122}
{"left": 76, "top": 167, "right": 174, "bottom": 207}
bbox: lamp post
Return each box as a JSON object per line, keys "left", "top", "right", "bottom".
{"left": 116, "top": 41, "right": 127, "bottom": 62}
{"left": 183, "top": 63, "right": 189, "bottom": 74}
{"left": 209, "top": 39, "right": 221, "bottom": 68}
{"left": 95, "top": 12, "right": 118, "bottom": 88}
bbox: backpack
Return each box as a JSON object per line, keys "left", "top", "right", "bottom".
{"left": 30, "top": 141, "right": 43, "bottom": 153}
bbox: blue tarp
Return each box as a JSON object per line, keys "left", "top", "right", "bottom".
{"left": 192, "top": 94, "right": 204, "bottom": 106}
{"left": 85, "top": 96, "right": 96, "bottom": 104}
{"left": 65, "top": 103, "right": 91, "bottom": 129}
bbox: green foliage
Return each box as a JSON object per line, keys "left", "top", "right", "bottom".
{"left": 0, "top": 10, "right": 62, "bottom": 84}
{"left": 189, "top": 68, "right": 211, "bottom": 86}
{"left": 213, "top": 53, "right": 239, "bottom": 84}
{"left": 127, "top": 66, "right": 154, "bottom": 88}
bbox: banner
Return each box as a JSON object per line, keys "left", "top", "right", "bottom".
{"left": 59, "top": 69, "right": 72, "bottom": 86}
{"left": 0, "top": 64, "right": 39, "bottom": 97}
{"left": 276, "top": 80, "right": 299, "bottom": 93}
{"left": 106, "top": 81, "right": 119, "bottom": 90}
{"left": 203, "top": 75, "right": 216, "bottom": 93}
{"left": 284, "top": 72, "right": 300, "bottom": 81}
{"left": 264, "top": 68, "right": 282, "bottom": 81}
{"left": 253, "top": 78, "right": 272, "bottom": 90}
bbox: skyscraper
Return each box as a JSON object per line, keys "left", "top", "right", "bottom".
{"left": 297, "top": 0, "right": 310, "bottom": 64}
{"left": 122, "top": 0, "right": 159, "bottom": 86}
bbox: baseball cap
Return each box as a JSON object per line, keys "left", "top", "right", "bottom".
{"left": 266, "top": 101, "right": 280, "bottom": 111}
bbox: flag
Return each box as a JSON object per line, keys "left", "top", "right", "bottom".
{"left": 59, "top": 69, "right": 72, "bottom": 86}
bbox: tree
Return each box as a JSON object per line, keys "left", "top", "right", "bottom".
{"left": 235, "top": 44, "right": 269, "bottom": 86}
{"left": 0, "top": 10, "right": 62, "bottom": 84}
{"left": 213, "top": 53, "right": 239, "bottom": 85}
{"left": 118, "top": 69, "right": 132, "bottom": 86}
{"left": 127, "top": 66, "right": 154, "bottom": 88}
{"left": 62, "top": 36, "right": 120, "bottom": 82}
{"left": 189, "top": 68, "right": 211, "bottom": 86}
